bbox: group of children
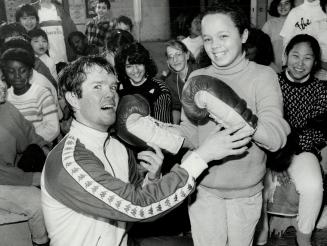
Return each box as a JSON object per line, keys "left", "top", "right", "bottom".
{"left": 0, "top": 0, "right": 326, "bottom": 246}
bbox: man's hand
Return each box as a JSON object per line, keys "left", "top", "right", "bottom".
{"left": 137, "top": 143, "right": 164, "bottom": 180}
{"left": 195, "top": 124, "right": 252, "bottom": 163}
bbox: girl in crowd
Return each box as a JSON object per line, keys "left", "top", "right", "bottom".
{"left": 115, "top": 42, "right": 172, "bottom": 123}
{"left": 15, "top": 3, "right": 39, "bottom": 32}
{"left": 29, "top": 28, "right": 58, "bottom": 82}
{"left": 1, "top": 45, "right": 60, "bottom": 143}
{"left": 164, "top": 40, "right": 197, "bottom": 124}
{"left": 177, "top": 3, "right": 289, "bottom": 246}
{"left": 262, "top": 0, "right": 294, "bottom": 72}
{"left": 264, "top": 34, "right": 327, "bottom": 246}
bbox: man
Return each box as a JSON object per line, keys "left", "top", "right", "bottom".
{"left": 41, "top": 56, "right": 252, "bottom": 246}
{"left": 0, "top": 73, "right": 49, "bottom": 246}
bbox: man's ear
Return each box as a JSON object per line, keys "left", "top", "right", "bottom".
{"left": 65, "top": 91, "right": 80, "bottom": 111}
{"left": 241, "top": 29, "right": 249, "bottom": 44}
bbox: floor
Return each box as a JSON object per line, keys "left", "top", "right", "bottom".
{"left": 266, "top": 227, "right": 327, "bottom": 246}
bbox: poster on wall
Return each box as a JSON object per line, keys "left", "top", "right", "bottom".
{"left": 85, "top": 0, "right": 115, "bottom": 18}
{"left": 4, "top": 0, "right": 29, "bottom": 23}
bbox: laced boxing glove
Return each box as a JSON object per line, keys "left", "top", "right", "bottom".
{"left": 115, "top": 94, "right": 184, "bottom": 154}
{"left": 181, "top": 75, "right": 258, "bottom": 132}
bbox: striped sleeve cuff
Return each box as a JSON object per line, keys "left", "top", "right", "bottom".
{"left": 180, "top": 151, "right": 208, "bottom": 179}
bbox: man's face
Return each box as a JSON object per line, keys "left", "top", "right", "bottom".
{"left": 70, "top": 65, "right": 119, "bottom": 132}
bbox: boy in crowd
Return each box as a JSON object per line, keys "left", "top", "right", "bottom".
{"left": 85, "top": 0, "right": 113, "bottom": 51}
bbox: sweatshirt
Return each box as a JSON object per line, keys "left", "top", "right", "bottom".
{"left": 42, "top": 120, "right": 208, "bottom": 246}
{"left": 178, "top": 53, "right": 290, "bottom": 198}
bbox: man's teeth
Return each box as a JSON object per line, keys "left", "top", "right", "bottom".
{"left": 101, "top": 105, "right": 114, "bottom": 109}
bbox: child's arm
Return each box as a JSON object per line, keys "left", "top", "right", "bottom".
{"left": 36, "top": 89, "right": 60, "bottom": 142}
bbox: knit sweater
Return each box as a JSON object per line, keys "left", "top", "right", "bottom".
{"left": 119, "top": 77, "right": 172, "bottom": 123}
{"left": 8, "top": 83, "right": 59, "bottom": 142}
{"left": 279, "top": 71, "right": 327, "bottom": 153}
{"left": 41, "top": 120, "right": 208, "bottom": 246}
{"left": 177, "top": 53, "right": 290, "bottom": 198}
{"left": 0, "top": 101, "right": 46, "bottom": 186}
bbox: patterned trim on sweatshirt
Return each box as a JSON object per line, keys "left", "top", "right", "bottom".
{"left": 61, "top": 134, "right": 195, "bottom": 219}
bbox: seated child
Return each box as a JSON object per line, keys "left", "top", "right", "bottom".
{"left": 15, "top": 3, "right": 39, "bottom": 32}
{"left": 68, "top": 31, "right": 99, "bottom": 58}
{"left": 1, "top": 44, "right": 60, "bottom": 143}
{"left": 29, "top": 28, "right": 58, "bottom": 82}
{"left": 0, "top": 69, "right": 49, "bottom": 246}
{"left": 114, "top": 15, "right": 133, "bottom": 33}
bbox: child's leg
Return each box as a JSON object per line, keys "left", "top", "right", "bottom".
{"left": 288, "top": 152, "right": 323, "bottom": 245}
{"left": 227, "top": 192, "right": 262, "bottom": 246}
{"left": 188, "top": 186, "right": 228, "bottom": 246}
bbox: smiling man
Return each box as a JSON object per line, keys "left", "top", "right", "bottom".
{"left": 41, "top": 55, "right": 253, "bottom": 246}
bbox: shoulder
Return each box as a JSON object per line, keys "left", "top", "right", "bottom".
{"left": 151, "top": 78, "right": 171, "bottom": 94}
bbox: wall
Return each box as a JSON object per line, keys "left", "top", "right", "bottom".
{"left": 71, "top": 0, "right": 170, "bottom": 41}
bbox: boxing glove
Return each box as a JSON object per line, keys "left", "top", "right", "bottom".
{"left": 115, "top": 94, "right": 184, "bottom": 154}
{"left": 181, "top": 75, "right": 258, "bottom": 132}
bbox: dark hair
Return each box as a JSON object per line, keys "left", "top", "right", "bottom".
{"left": 245, "top": 27, "right": 274, "bottom": 66}
{"left": 96, "top": 0, "right": 111, "bottom": 9}
{"left": 115, "top": 42, "right": 157, "bottom": 84}
{"left": 105, "top": 29, "right": 134, "bottom": 54}
{"left": 59, "top": 56, "right": 115, "bottom": 115}
{"left": 321, "top": 0, "right": 327, "bottom": 13}
{"left": 67, "top": 31, "right": 86, "bottom": 47}
{"left": 285, "top": 34, "right": 321, "bottom": 74}
{"left": 269, "top": 0, "right": 294, "bottom": 17}
{"left": 1, "top": 37, "right": 35, "bottom": 64}
{"left": 1, "top": 47, "right": 35, "bottom": 69}
{"left": 0, "top": 23, "right": 28, "bottom": 50}
{"left": 203, "top": 2, "right": 250, "bottom": 35}
{"left": 116, "top": 15, "right": 133, "bottom": 31}
{"left": 15, "top": 4, "right": 39, "bottom": 23}
{"left": 28, "top": 28, "right": 48, "bottom": 42}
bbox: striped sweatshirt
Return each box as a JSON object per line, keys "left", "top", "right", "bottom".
{"left": 8, "top": 83, "right": 59, "bottom": 142}
{"left": 119, "top": 77, "right": 173, "bottom": 123}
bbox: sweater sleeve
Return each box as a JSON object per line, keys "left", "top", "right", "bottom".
{"left": 36, "top": 89, "right": 60, "bottom": 142}
{"left": 153, "top": 93, "right": 173, "bottom": 123}
{"left": 252, "top": 69, "right": 290, "bottom": 152}
{"left": 44, "top": 136, "right": 207, "bottom": 222}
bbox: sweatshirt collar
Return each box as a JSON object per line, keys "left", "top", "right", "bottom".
{"left": 70, "top": 120, "right": 109, "bottom": 147}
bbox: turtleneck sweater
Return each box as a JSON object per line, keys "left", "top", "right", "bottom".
{"left": 41, "top": 120, "right": 209, "bottom": 246}
{"left": 178, "top": 53, "right": 290, "bottom": 198}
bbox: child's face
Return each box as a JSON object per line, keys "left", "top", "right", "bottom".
{"left": 95, "top": 2, "right": 109, "bottom": 18}
{"left": 3, "top": 60, "right": 32, "bottom": 95}
{"left": 31, "top": 36, "right": 48, "bottom": 56}
{"left": 277, "top": 0, "right": 292, "bottom": 17}
{"left": 166, "top": 46, "right": 189, "bottom": 72}
{"left": 202, "top": 13, "right": 248, "bottom": 67}
{"left": 190, "top": 16, "right": 201, "bottom": 37}
{"left": 286, "top": 42, "right": 315, "bottom": 82}
{"left": 0, "top": 70, "right": 7, "bottom": 104}
{"left": 71, "top": 35, "right": 86, "bottom": 54}
{"left": 19, "top": 14, "right": 37, "bottom": 31}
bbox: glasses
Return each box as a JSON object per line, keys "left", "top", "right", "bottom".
{"left": 167, "top": 52, "right": 184, "bottom": 61}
